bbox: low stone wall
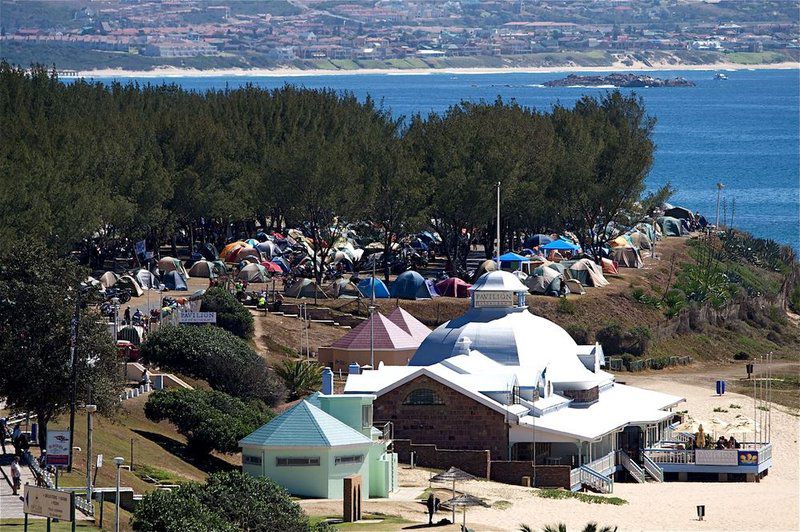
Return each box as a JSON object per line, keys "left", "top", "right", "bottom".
{"left": 393, "top": 439, "right": 491, "bottom": 479}
{"left": 489, "top": 461, "right": 571, "bottom": 489}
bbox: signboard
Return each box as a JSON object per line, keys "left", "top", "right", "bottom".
{"left": 96, "top": 454, "right": 104, "bottom": 469}
{"left": 178, "top": 311, "right": 217, "bottom": 324}
{"left": 46, "top": 429, "right": 71, "bottom": 468}
{"left": 738, "top": 450, "right": 758, "bottom": 466}
{"left": 695, "top": 449, "right": 739, "bottom": 466}
{"left": 23, "top": 485, "right": 74, "bottom": 521}
{"left": 473, "top": 291, "right": 514, "bottom": 308}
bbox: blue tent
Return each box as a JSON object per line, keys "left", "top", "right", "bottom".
{"left": 390, "top": 270, "right": 431, "bottom": 300}
{"left": 271, "top": 256, "right": 291, "bottom": 273}
{"left": 540, "top": 240, "right": 580, "bottom": 252}
{"left": 163, "top": 270, "right": 187, "bottom": 291}
{"left": 357, "top": 277, "right": 390, "bottom": 298}
{"left": 498, "top": 252, "right": 530, "bottom": 263}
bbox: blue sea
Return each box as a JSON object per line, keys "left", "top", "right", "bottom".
{"left": 85, "top": 68, "right": 800, "bottom": 249}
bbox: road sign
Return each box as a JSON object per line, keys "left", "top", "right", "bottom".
{"left": 46, "top": 429, "right": 71, "bottom": 467}
{"left": 23, "top": 485, "right": 74, "bottom": 521}
{"left": 178, "top": 311, "right": 217, "bottom": 324}
{"left": 96, "top": 454, "right": 104, "bottom": 468}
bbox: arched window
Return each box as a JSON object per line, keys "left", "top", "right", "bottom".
{"left": 403, "top": 388, "right": 444, "bottom": 405}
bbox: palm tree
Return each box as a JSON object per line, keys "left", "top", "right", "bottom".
{"left": 518, "top": 523, "right": 616, "bottom": 532}
{"left": 275, "top": 359, "right": 323, "bottom": 400}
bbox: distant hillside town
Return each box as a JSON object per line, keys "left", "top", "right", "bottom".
{"left": 0, "top": 0, "right": 798, "bottom": 71}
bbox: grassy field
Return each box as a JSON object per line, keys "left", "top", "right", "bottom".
{"left": 0, "top": 520, "right": 101, "bottom": 531}
{"left": 308, "top": 513, "right": 413, "bottom": 530}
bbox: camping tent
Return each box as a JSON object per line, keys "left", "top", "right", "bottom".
{"left": 566, "top": 259, "right": 609, "bottom": 288}
{"left": 285, "top": 278, "right": 328, "bottom": 299}
{"left": 188, "top": 260, "right": 218, "bottom": 278}
{"left": 525, "top": 234, "right": 552, "bottom": 248}
{"left": 220, "top": 241, "right": 247, "bottom": 261}
{"left": 331, "top": 278, "right": 361, "bottom": 298}
{"left": 611, "top": 247, "right": 644, "bottom": 268}
{"left": 271, "top": 256, "right": 291, "bottom": 273}
{"left": 390, "top": 271, "right": 432, "bottom": 300}
{"left": 357, "top": 277, "right": 390, "bottom": 299}
{"left": 657, "top": 216, "right": 685, "bottom": 237}
{"left": 260, "top": 261, "right": 283, "bottom": 274}
{"left": 237, "top": 263, "right": 268, "bottom": 282}
{"left": 664, "top": 206, "right": 694, "bottom": 220}
{"left": 512, "top": 270, "right": 528, "bottom": 282}
{"left": 135, "top": 269, "right": 159, "bottom": 289}
{"left": 525, "top": 267, "right": 566, "bottom": 296}
{"left": 212, "top": 260, "right": 228, "bottom": 276}
{"left": 565, "top": 279, "right": 585, "bottom": 295}
{"left": 198, "top": 243, "right": 218, "bottom": 261}
{"left": 162, "top": 271, "right": 187, "bottom": 291}
{"left": 435, "top": 278, "right": 471, "bottom": 298}
{"left": 628, "top": 231, "right": 652, "bottom": 250}
{"left": 157, "top": 257, "right": 188, "bottom": 278}
{"left": 256, "top": 240, "right": 279, "bottom": 258}
{"left": 99, "top": 271, "right": 119, "bottom": 289}
{"left": 610, "top": 235, "right": 633, "bottom": 248}
{"left": 117, "top": 275, "right": 144, "bottom": 297}
{"left": 601, "top": 258, "right": 619, "bottom": 275}
{"left": 471, "top": 259, "right": 497, "bottom": 282}
{"left": 498, "top": 252, "right": 530, "bottom": 271}
{"left": 230, "top": 246, "right": 260, "bottom": 263}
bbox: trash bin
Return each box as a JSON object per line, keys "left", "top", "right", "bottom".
{"left": 716, "top": 380, "right": 726, "bottom": 395}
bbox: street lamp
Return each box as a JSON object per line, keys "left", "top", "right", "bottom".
{"left": 85, "top": 404, "right": 97, "bottom": 506}
{"left": 113, "top": 456, "right": 125, "bottom": 532}
{"left": 715, "top": 182, "right": 725, "bottom": 228}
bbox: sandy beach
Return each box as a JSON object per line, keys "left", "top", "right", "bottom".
{"left": 300, "top": 376, "right": 800, "bottom": 531}
{"left": 74, "top": 61, "right": 799, "bottom": 79}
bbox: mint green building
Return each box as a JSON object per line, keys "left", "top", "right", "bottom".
{"left": 239, "top": 393, "right": 398, "bottom": 499}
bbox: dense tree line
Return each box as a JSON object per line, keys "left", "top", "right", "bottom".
{"left": 0, "top": 63, "right": 666, "bottom": 277}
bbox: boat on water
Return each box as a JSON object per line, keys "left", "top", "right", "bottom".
{"left": 715, "top": 73, "right": 728, "bottom": 80}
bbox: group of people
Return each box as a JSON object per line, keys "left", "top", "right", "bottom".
{"left": 715, "top": 435, "right": 741, "bottom": 450}
{"left": 1, "top": 419, "right": 31, "bottom": 496}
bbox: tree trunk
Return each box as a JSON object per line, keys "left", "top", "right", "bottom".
{"left": 36, "top": 412, "right": 49, "bottom": 451}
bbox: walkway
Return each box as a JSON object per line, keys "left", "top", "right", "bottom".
{"left": 0, "top": 455, "right": 36, "bottom": 519}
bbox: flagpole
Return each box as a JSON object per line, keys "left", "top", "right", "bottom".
{"left": 496, "top": 182, "right": 501, "bottom": 267}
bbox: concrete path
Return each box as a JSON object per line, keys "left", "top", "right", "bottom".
{"left": 0, "top": 454, "right": 36, "bottom": 519}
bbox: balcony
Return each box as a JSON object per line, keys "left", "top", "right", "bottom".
{"left": 643, "top": 442, "right": 772, "bottom": 476}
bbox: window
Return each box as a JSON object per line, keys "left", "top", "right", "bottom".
{"left": 361, "top": 404, "right": 373, "bottom": 428}
{"left": 243, "top": 455, "right": 262, "bottom": 466}
{"left": 403, "top": 388, "right": 444, "bottom": 406}
{"left": 276, "top": 457, "right": 320, "bottom": 467}
{"left": 335, "top": 454, "right": 364, "bottom": 465}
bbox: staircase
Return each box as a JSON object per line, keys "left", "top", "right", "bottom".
{"left": 642, "top": 453, "right": 664, "bottom": 482}
{"left": 617, "top": 450, "right": 646, "bottom": 483}
{"left": 570, "top": 465, "right": 614, "bottom": 494}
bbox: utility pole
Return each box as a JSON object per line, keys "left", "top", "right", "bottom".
{"left": 715, "top": 182, "right": 724, "bottom": 228}
{"left": 496, "top": 181, "right": 501, "bottom": 267}
{"left": 86, "top": 404, "right": 97, "bottom": 506}
{"left": 67, "top": 289, "right": 83, "bottom": 472}
{"left": 369, "top": 260, "right": 376, "bottom": 368}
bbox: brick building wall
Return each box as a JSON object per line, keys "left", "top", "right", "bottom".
{"left": 562, "top": 386, "right": 599, "bottom": 404}
{"left": 393, "top": 439, "right": 491, "bottom": 478}
{"left": 374, "top": 374, "right": 510, "bottom": 460}
{"left": 489, "top": 462, "right": 571, "bottom": 489}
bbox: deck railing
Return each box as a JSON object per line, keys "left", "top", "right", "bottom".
{"left": 586, "top": 451, "right": 615, "bottom": 474}
{"left": 642, "top": 453, "right": 664, "bottom": 482}
{"left": 570, "top": 467, "right": 581, "bottom": 490}
{"left": 578, "top": 465, "right": 613, "bottom": 493}
{"left": 643, "top": 448, "right": 694, "bottom": 464}
{"left": 617, "top": 450, "right": 646, "bottom": 483}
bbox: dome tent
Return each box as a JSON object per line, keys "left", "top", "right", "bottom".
{"left": 525, "top": 267, "right": 566, "bottom": 296}
{"left": 237, "top": 263, "right": 268, "bottom": 282}
{"left": 116, "top": 275, "right": 144, "bottom": 297}
{"left": 99, "top": 271, "right": 119, "bottom": 289}
{"left": 285, "top": 278, "right": 328, "bottom": 299}
{"left": 657, "top": 216, "right": 685, "bottom": 237}
{"left": 135, "top": 269, "right": 159, "bottom": 289}
{"left": 390, "top": 270, "right": 433, "bottom": 300}
{"left": 331, "top": 278, "right": 361, "bottom": 298}
{"left": 471, "top": 259, "right": 497, "bottom": 283}
{"left": 564, "top": 259, "right": 609, "bottom": 288}
{"left": 188, "top": 260, "right": 218, "bottom": 278}
{"left": 357, "top": 277, "right": 389, "bottom": 299}
{"left": 158, "top": 256, "right": 188, "bottom": 279}
{"left": 435, "top": 277, "right": 471, "bottom": 298}
{"left": 162, "top": 270, "right": 187, "bottom": 291}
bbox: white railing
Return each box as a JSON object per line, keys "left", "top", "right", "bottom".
{"left": 642, "top": 453, "right": 664, "bottom": 482}
{"left": 643, "top": 448, "right": 695, "bottom": 464}
{"left": 759, "top": 443, "right": 772, "bottom": 463}
{"left": 579, "top": 466, "right": 613, "bottom": 494}
{"left": 570, "top": 467, "right": 581, "bottom": 490}
{"left": 586, "top": 451, "right": 615, "bottom": 474}
{"left": 617, "top": 450, "right": 646, "bottom": 483}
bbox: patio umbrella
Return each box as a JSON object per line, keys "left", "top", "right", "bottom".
{"left": 441, "top": 493, "right": 488, "bottom": 530}
{"left": 429, "top": 467, "right": 476, "bottom": 523}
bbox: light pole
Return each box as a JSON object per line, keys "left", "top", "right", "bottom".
{"left": 113, "top": 456, "right": 125, "bottom": 532}
{"left": 495, "top": 181, "right": 501, "bottom": 267}
{"left": 111, "top": 297, "right": 120, "bottom": 342}
{"left": 715, "top": 182, "right": 725, "bottom": 228}
{"left": 85, "top": 404, "right": 97, "bottom": 506}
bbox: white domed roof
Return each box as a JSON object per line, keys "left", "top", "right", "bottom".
{"left": 470, "top": 270, "right": 528, "bottom": 293}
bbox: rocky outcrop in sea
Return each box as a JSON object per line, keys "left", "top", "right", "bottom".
{"left": 544, "top": 73, "right": 696, "bottom": 88}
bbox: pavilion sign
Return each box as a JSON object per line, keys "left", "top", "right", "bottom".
{"left": 473, "top": 291, "right": 514, "bottom": 308}
{"left": 695, "top": 449, "right": 739, "bottom": 466}
{"left": 178, "top": 311, "right": 217, "bottom": 324}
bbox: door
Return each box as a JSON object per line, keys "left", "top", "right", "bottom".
{"left": 619, "top": 426, "right": 643, "bottom": 462}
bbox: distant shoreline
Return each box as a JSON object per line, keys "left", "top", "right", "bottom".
{"left": 72, "top": 61, "right": 799, "bottom": 79}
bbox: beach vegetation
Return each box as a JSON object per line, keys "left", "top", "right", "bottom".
{"left": 536, "top": 489, "right": 627, "bottom": 505}
{"left": 275, "top": 360, "right": 324, "bottom": 401}
{"left": 200, "top": 287, "right": 255, "bottom": 338}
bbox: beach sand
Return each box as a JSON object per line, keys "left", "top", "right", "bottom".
{"left": 300, "top": 377, "right": 800, "bottom": 531}
{"left": 75, "top": 61, "right": 799, "bottom": 79}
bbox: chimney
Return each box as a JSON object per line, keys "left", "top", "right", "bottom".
{"left": 321, "top": 367, "right": 333, "bottom": 395}
{"left": 348, "top": 362, "right": 361, "bottom": 375}
{"left": 453, "top": 336, "right": 472, "bottom": 356}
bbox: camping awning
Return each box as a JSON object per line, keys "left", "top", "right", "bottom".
{"left": 540, "top": 240, "right": 580, "bottom": 251}
{"left": 498, "top": 252, "right": 530, "bottom": 262}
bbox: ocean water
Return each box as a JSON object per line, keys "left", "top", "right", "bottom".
{"left": 85, "top": 69, "right": 800, "bottom": 249}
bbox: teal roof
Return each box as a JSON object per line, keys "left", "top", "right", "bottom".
{"left": 239, "top": 399, "right": 372, "bottom": 448}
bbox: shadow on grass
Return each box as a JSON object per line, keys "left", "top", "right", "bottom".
{"left": 131, "top": 430, "right": 236, "bottom": 475}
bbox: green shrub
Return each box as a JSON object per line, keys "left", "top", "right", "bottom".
{"left": 663, "top": 289, "right": 686, "bottom": 318}
{"left": 565, "top": 325, "right": 589, "bottom": 345}
{"left": 595, "top": 323, "right": 624, "bottom": 355}
{"left": 595, "top": 323, "right": 651, "bottom": 356}
{"left": 789, "top": 284, "right": 800, "bottom": 314}
{"left": 627, "top": 326, "right": 652, "bottom": 356}
{"left": 200, "top": 287, "right": 255, "bottom": 338}
{"left": 141, "top": 325, "right": 285, "bottom": 405}
{"left": 557, "top": 297, "right": 576, "bottom": 315}
{"left": 132, "top": 471, "right": 322, "bottom": 532}
{"left": 733, "top": 351, "right": 750, "bottom": 360}
{"left": 276, "top": 360, "right": 323, "bottom": 401}
{"left": 145, "top": 389, "right": 272, "bottom": 455}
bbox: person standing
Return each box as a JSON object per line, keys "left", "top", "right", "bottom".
{"left": 124, "top": 306, "right": 131, "bottom": 325}
{"left": 10, "top": 457, "right": 21, "bottom": 495}
{"left": 0, "top": 418, "right": 7, "bottom": 455}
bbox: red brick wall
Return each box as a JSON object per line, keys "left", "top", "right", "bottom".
{"left": 375, "top": 374, "right": 510, "bottom": 460}
{"left": 489, "top": 461, "right": 571, "bottom": 489}
{"left": 393, "top": 439, "right": 491, "bottom": 478}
